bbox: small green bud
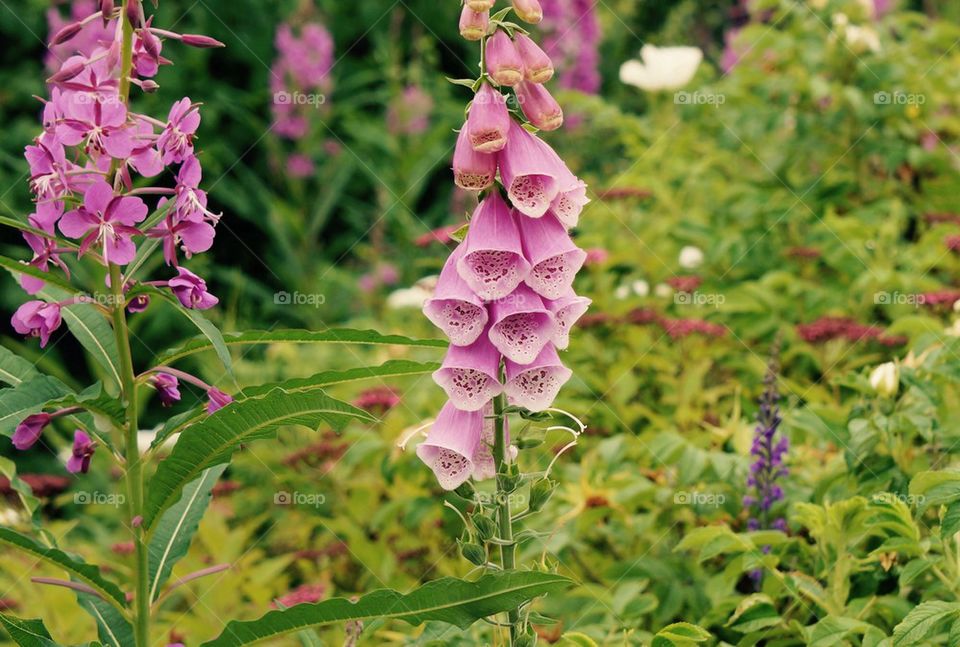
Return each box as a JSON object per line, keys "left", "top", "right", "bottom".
{"left": 528, "top": 478, "right": 556, "bottom": 512}
{"left": 460, "top": 541, "right": 486, "bottom": 566}
{"left": 472, "top": 513, "right": 497, "bottom": 542}
{"left": 514, "top": 632, "right": 536, "bottom": 647}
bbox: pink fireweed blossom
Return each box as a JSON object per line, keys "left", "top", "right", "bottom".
{"left": 168, "top": 267, "right": 218, "bottom": 310}
{"left": 453, "top": 126, "right": 496, "bottom": 191}
{"left": 206, "top": 387, "right": 233, "bottom": 413}
{"left": 25, "top": 133, "right": 71, "bottom": 200}
{"left": 467, "top": 83, "right": 510, "bottom": 152}
{"left": 518, "top": 211, "right": 586, "bottom": 299}
{"left": 457, "top": 193, "right": 531, "bottom": 300}
{"left": 151, "top": 372, "right": 181, "bottom": 406}
{"left": 423, "top": 246, "right": 490, "bottom": 346}
{"left": 173, "top": 156, "right": 221, "bottom": 224}
{"left": 55, "top": 95, "right": 134, "bottom": 159}
{"left": 59, "top": 179, "right": 147, "bottom": 265}
{"left": 12, "top": 413, "right": 52, "bottom": 451}
{"left": 488, "top": 283, "right": 557, "bottom": 364}
{"left": 486, "top": 30, "right": 524, "bottom": 87}
{"left": 504, "top": 344, "right": 571, "bottom": 411}
{"left": 432, "top": 330, "right": 504, "bottom": 411}
{"left": 66, "top": 430, "right": 96, "bottom": 474}
{"left": 44, "top": 0, "right": 115, "bottom": 71}
{"left": 150, "top": 198, "right": 216, "bottom": 265}
{"left": 20, "top": 204, "right": 70, "bottom": 295}
{"left": 11, "top": 301, "right": 63, "bottom": 348}
{"left": 157, "top": 97, "right": 200, "bottom": 164}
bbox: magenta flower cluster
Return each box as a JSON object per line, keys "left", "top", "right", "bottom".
{"left": 540, "top": 0, "right": 601, "bottom": 94}
{"left": 418, "top": 0, "right": 590, "bottom": 490}
{"left": 10, "top": 1, "right": 231, "bottom": 472}
{"left": 270, "top": 21, "right": 334, "bottom": 140}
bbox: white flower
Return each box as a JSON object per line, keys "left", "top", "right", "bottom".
{"left": 619, "top": 45, "right": 703, "bottom": 92}
{"left": 832, "top": 13, "right": 881, "bottom": 52}
{"left": 386, "top": 286, "right": 432, "bottom": 309}
{"left": 614, "top": 284, "right": 631, "bottom": 300}
{"left": 654, "top": 283, "right": 673, "bottom": 298}
{"left": 632, "top": 280, "right": 650, "bottom": 297}
{"left": 678, "top": 245, "right": 704, "bottom": 269}
{"left": 869, "top": 362, "right": 899, "bottom": 397}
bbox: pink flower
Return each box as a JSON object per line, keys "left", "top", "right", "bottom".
{"left": 583, "top": 247, "right": 608, "bottom": 265}
{"left": 467, "top": 84, "right": 510, "bottom": 153}
{"left": 518, "top": 211, "right": 586, "bottom": 299}
{"left": 457, "top": 194, "right": 531, "bottom": 300}
{"left": 151, "top": 373, "right": 181, "bottom": 406}
{"left": 272, "top": 584, "right": 326, "bottom": 608}
{"left": 20, "top": 204, "right": 69, "bottom": 295}
{"left": 498, "top": 120, "right": 563, "bottom": 218}
{"left": 207, "top": 388, "right": 233, "bottom": 413}
{"left": 459, "top": 7, "right": 489, "bottom": 41}
{"left": 453, "top": 126, "right": 496, "bottom": 191}
{"left": 12, "top": 413, "right": 52, "bottom": 451}
{"left": 25, "top": 133, "right": 70, "bottom": 200}
{"left": 173, "top": 156, "right": 221, "bottom": 224}
{"left": 514, "top": 33, "right": 554, "bottom": 83}
{"left": 286, "top": 154, "right": 315, "bottom": 178}
{"left": 432, "top": 331, "right": 503, "bottom": 411}
{"left": 66, "top": 430, "right": 96, "bottom": 474}
{"left": 516, "top": 81, "right": 563, "bottom": 131}
{"left": 150, "top": 201, "right": 216, "bottom": 265}
{"left": 416, "top": 402, "right": 492, "bottom": 490}
{"left": 512, "top": 0, "right": 544, "bottom": 23}
{"left": 505, "top": 344, "right": 571, "bottom": 411}
{"left": 56, "top": 95, "right": 134, "bottom": 159}
{"left": 168, "top": 267, "right": 219, "bottom": 310}
{"left": 486, "top": 30, "right": 524, "bottom": 87}
{"left": 545, "top": 291, "right": 591, "bottom": 350}
{"left": 158, "top": 98, "right": 200, "bottom": 164}
{"left": 11, "top": 301, "right": 63, "bottom": 348}
{"left": 59, "top": 179, "right": 148, "bottom": 265}
{"left": 423, "top": 246, "right": 489, "bottom": 346}
{"left": 488, "top": 284, "right": 556, "bottom": 364}
{"left": 352, "top": 387, "right": 401, "bottom": 413}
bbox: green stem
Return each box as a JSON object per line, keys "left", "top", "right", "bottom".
{"left": 113, "top": 4, "right": 149, "bottom": 645}
{"left": 492, "top": 393, "right": 519, "bottom": 644}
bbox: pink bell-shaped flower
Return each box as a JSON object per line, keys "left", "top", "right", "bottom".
{"left": 505, "top": 344, "right": 571, "bottom": 411}
{"left": 488, "top": 283, "right": 556, "bottom": 364}
{"left": 516, "top": 81, "right": 563, "bottom": 131}
{"left": 467, "top": 83, "right": 510, "bottom": 153}
{"left": 545, "top": 291, "right": 591, "bottom": 350}
{"left": 416, "top": 402, "right": 484, "bottom": 490}
{"left": 459, "top": 6, "right": 488, "bottom": 41}
{"left": 511, "top": 0, "right": 543, "bottom": 23}
{"left": 498, "top": 121, "right": 561, "bottom": 218}
{"left": 453, "top": 125, "right": 496, "bottom": 191}
{"left": 432, "top": 330, "right": 503, "bottom": 411}
{"left": 457, "top": 193, "right": 531, "bottom": 300}
{"left": 486, "top": 30, "right": 524, "bottom": 87}
{"left": 423, "top": 245, "right": 489, "bottom": 346}
{"left": 518, "top": 211, "right": 587, "bottom": 299}
{"left": 514, "top": 33, "right": 553, "bottom": 83}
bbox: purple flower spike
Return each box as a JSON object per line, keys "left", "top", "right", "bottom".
{"left": 432, "top": 330, "right": 503, "bottom": 411}
{"left": 168, "top": 267, "right": 219, "bottom": 310}
{"left": 486, "top": 30, "right": 524, "bottom": 87}
{"left": 453, "top": 126, "right": 496, "bottom": 192}
{"left": 207, "top": 388, "right": 233, "bottom": 413}
{"left": 504, "top": 343, "right": 571, "bottom": 411}
{"left": 514, "top": 33, "right": 554, "bottom": 84}
{"left": 545, "top": 291, "right": 591, "bottom": 350}
{"left": 416, "top": 402, "right": 485, "bottom": 490}
{"left": 516, "top": 82, "right": 563, "bottom": 131}
{"left": 66, "top": 430, "right": 96, "bottom": 474}
{"left": 423, "top": 246, "right": 489, "bottom": 346}
{"left": 518, "top": 212, "right": 587, "bottom": 299}
{"left": 467, "top": 84, "right": 510, "bottom": 153}
{"left": 151, "top": 372, "right": 181, "bottom": 407}
{"left": 499, "top": 121, "right": 561, "bottom": 218}
{"left": 12, "top": 413, "right": 52, "bottom": 451}
{"left": 12, "top": 301, "right": 63, "bottom": 348}
{"left": 457, "top": 194, "right": 531, "bottom": 300}
{"left": 488, "top": 284, "right": 556, "bottom": 365}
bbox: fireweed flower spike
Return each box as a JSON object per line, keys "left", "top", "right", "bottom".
{"left": 457, "top": 193, "right": 531, "bottom": 300}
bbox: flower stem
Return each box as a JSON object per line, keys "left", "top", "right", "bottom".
{"left": 492, "top": 392, "right": 519, "bottom": 644}
{"left": 113, "top": 3, "right": 149, "bottom": 645}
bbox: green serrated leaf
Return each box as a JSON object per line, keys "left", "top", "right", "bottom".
{"left": 200, "top": 571, "right": 572, "bottom": 646}
{"left": 142, "top": 388, "right": 374, "bottom": 528}
{"left": 892, "top": 601, "right": 960, "bottom": 647}
{"left": 0, "top": 528, "right": 126, "bottom": 613}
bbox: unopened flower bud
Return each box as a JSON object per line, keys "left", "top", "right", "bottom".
{"left": 181, "top": 34, "right": 226, "bottom": 48}
{"left": 511, "top": 0, "right": 543, "bottom": 23}
{"left": 126, "top": 0, "right": 143, "bottom": 28}
{"left": 517, "top": 81, "right": 563, "bottom": 131}
{"left": 528, "top": 478, "right": 555, "bottom": 512}
{"left": 472, "top": 513, "right": 497, "bottom": 542}
{"left": 100, "top": 0, "right": 114, "bottom": 25}
{"left": 514, "top": 33, "right": 553, "bottom": 83}
{"left": 486, "top": 30, "right": 524, "bottom": 87}
{"left": 50, "top": 22, "right": 84, "bottom": 46}
{"left": 459, "top": 7, "right": 489, "bottom": 41}
{"left": 139, "top": 79, "right": 160, "bottom": 93}
{"left": 460, "top": 541, "right": 487, "bottom": 566}
{"left": 49, "top": 60, "right": 86, "bottom": 83}
{"left": 869, "top": 361, "right": 899, "bottom": 398}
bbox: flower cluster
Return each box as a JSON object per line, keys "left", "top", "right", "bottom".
{"left": 419, "top": 0, "right": 590, "bottom": 490}
{"left": 796, "top": 317, "right": 906, "bottom": 346}
{"left": 270, "top": 21, "right": 333, "bottom": 140}
{"left": 11, "top": 1, "right": 229, "bottom": 469}
{"left": 540, "top": 0, "right": 601, "bottom": 94}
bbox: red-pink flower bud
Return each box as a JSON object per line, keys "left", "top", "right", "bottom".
{"left": 486, "top": 30, "right": 524, "bottom": 87}
{"left": 181, "top": 33, "right": 226, "bottom": 48}
{"left": 459, "top": 7, "right": 489, "bottom": 41}
{"left": 50, "top": 21, "right": 83, "bottom": 46}
{"left": 453, "top": 125, "right": 496, "bottom": 191}
{"left": 48, "top": 60, "right": 86, "bottom": 83}
{"left": 514, "top": 33, "right": 553, "bottom": 83}
{"left": 466, "top": 83, "right": 510, "bottom": 153}
{"left": 511, "top": 0, "right": 543, "bottom": 23}
{"left": 101, "top": 0, "right": 114, "bottom": 25}
{"left": 126, "top": 0, "right": 143, "bottom": 28}
{"left": 517, "top": 81, "right": 563, "bottom": 131}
